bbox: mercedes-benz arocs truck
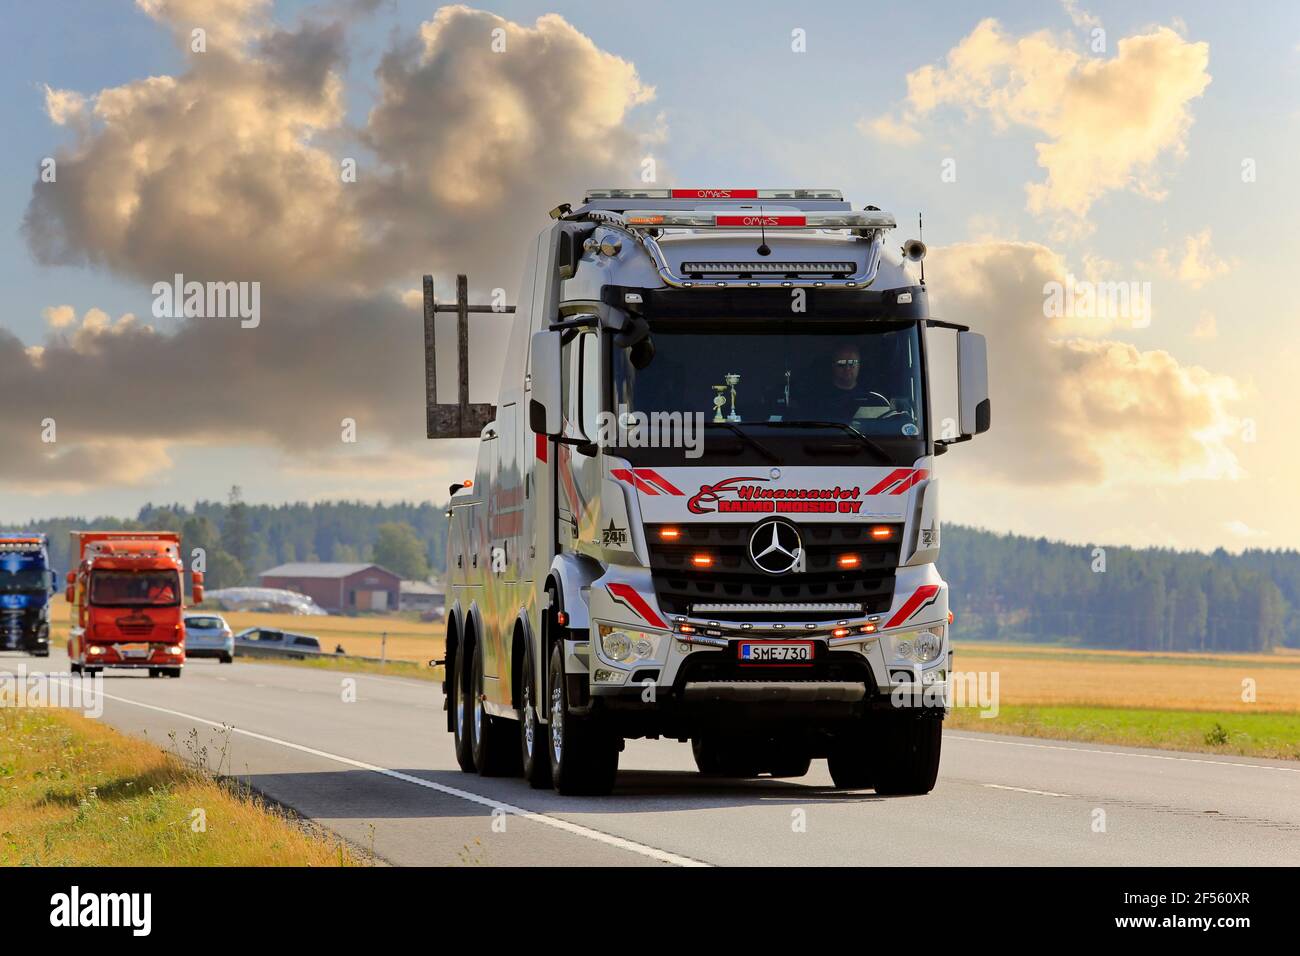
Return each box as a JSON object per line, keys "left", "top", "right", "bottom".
{"left": 437, "top": 188, "right": 990, "bottom": 795}
{"left": 66, "top": 531, "right": 201, "bottom": 677}
{"left": 0, "top": 533, "right": 54, "bottom": 657}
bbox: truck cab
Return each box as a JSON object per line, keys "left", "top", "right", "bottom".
{"left": 438, "top": 188, "right": 990, "bottom": 794}
{"left": 66, "top": 531, "right": 202, "bottom": 678}
{"left": 0, "top": 533, "right": 55, "bottom": 657}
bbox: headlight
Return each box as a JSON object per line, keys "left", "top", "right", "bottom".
{"left": 892, "top": 627, "right": 944, "bottom": 664}
{"left": 913, "top": 630, "right": 943, "bottom": 663}
{"left": 601, "top": 629, "right": 633, "bottom": 662}
{"left": 597, "top": 624, "right": 664, "bottom": 665}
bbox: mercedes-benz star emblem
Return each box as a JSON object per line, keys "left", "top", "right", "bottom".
{"left": 748, "top": 519, "right": 804, "bottom": 575}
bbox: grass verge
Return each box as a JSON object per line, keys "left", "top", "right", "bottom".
{"left": 243, "top": 653, "right": 444, "bottom": 682}
{"left": 0, "top": 706, "right": 362, "bottom": 865}
{"left": 947, "top": 704, "right": 1300, "bottom": 760}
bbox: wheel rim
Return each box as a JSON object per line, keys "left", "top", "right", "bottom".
{"left": 550, "top": 682, "right": 564, "bottom": 764}
{"left": 473, "top": 687, "right": 483, "bottom": 743}
{"left": 523, "top": 681, "right": 535, "bottom": 757}
{"left": 455, "top": 681, "right": 467, "bottom": 743}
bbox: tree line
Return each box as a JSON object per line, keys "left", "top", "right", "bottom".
{"left": 939, "top": 525, "right": 1295, "bottom": 651}
{"left": 7, "top": 488, "right": 447, "bottom": 590}
{"left": 6, "top": 498, "right": 1297, "bottom": 650}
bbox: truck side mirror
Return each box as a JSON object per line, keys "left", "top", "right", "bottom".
{"left": 192, "top": 570, "right": 204, "bottom": 605}
{"left": 529, "top": 330, "right": 563, "bottom": 437}
{"left": 957, "top": 331, "right": 991, "bottom": 437}
{"left": 65, "top": 584, "right": 74, "bottom": 602}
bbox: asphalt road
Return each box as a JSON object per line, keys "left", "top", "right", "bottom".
{"left": 12, "top": 650, "right": 1300, "bottom": 866}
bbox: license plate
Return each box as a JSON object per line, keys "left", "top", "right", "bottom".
{"left": 738, "top": 641, "right": 815, "bottom": 664}
{"left": 118, "top": 644, "right": 150, "bottom": 659}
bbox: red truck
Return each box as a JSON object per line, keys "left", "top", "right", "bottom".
{"left": 66, "top": 531, "right": 202, "bottom": 678}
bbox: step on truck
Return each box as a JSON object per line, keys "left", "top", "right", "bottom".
{"left": 0, "top": 533, "right": 55, "bottom": 657}
{"left": 431, "top": 187, "right": 990, "bottom": 795}
{"left": 66, "top": 531, "right": 202, "bottom": 677}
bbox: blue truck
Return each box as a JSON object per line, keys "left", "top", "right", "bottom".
{"left": 0, "top": 533, "right": 55, "bottom": 657}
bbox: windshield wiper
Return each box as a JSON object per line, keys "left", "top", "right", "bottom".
{"left": 762, "top": 420, "right": 893, "bottom": 464}
{"left": 704, "top": 422, "right": 782, "bottom": 463}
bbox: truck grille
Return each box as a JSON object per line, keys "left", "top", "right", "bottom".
{"left": 645, "top": 522, "right": 899, "bottom": 620}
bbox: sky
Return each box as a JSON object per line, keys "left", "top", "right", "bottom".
{"left": 1, "top": 0, "right": 1298, "bottom": 553}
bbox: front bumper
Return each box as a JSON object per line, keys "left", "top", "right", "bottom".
{"left": 83, "top": 643, "right": 185, "bottom": 667}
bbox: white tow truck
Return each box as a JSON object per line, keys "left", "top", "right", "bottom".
{"left": 429, "top": 187, "right": 990, "bottom": 795}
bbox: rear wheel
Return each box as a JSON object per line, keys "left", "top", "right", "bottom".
{"left": 547, "top": 643, "right": 618, "bottom": 795}
{"left": 691, "top": 736, "right": 759, "bottom": 778}
{"left": 451, "top": 642, "right": 476, "bottom": 773}
{"left": 471, "top": 642, "right": 521, "bottom": 776}
{"left": 519, "top": 643, "right": 552, "bottom": 788}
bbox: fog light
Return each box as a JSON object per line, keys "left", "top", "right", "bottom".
{"left": 593, "top": 668, "right": 627, "bottom": 685}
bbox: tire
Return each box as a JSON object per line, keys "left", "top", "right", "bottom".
{"left": 873, "top": 714, "right": 943, "bottom": 795}
{"left": 519, "top": 643, "right": 552, "bottom": 788}
{"left": 70, "top": 661, "right": 82, "bottom": 675}
{"left": 451, "top": 640, "right": 476, "bottom": 773}
{"left": 168, "top": 668, "right": 182, "bottom": 678}
{"left": 691, "top": 736, "right": 759, "bottom": 778}
{"left": 547, "top": 642, "right": 618, "bottom": 795}
{"left": 766, "top": 751, "right": 812, "bottom": 779}
{"left": 470, "top": 642, "right": 521, "bottom": 777}
{"left": 220, "top": 653, "right": 233, "bottom": 664}
{"left": 827, "top": 727, "right": 876, "bottom": 790}
{"left": 148, "top": 668, "right": 162, "bottom": 679}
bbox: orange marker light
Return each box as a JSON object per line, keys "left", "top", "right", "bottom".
{"left": 659, "top": 527, "right": 681, "bottom": 541}
{"left": 870, "top": 525, "right": 893, "bottom": 540}
{"left": 832, "top": 627, "right": 851, "bottom": 638}
{"left": 691, "top": 553, "right": 713, "bottom": 567}
{"left": 463, "top": 479, "right": 473, "bottom": 488}
{"left": 838, "top": 554, "right": 861, "bottom": 569}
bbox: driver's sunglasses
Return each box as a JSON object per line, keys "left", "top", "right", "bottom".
{"left": 834, "top": 359, "right": 861, "bottom": 367}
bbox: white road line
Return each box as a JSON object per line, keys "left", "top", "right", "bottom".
{"left": 66, "top": 681, "right": 710, "bottom": 868}
{"left": 948, "top": 733, "right": 1300, "bottom": 774}
{"left": 984, "top": 784, "right": 1070, "bottom": 797}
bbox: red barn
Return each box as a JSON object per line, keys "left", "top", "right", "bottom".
{"left": 259, "top": 562, "right": 401, "bottom": 613}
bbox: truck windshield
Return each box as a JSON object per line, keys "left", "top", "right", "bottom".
{"left": 0, "top": 567, "right": 47, "bottom": 591}
{"left": 611, "top": 321, "right": 926, "bottom": 464}
{"left": 90, "top": 570, "right": 180, "bottom": 607}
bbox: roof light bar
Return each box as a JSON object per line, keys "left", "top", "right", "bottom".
{"left": 586, "top": 187, "right": 844, "bottom": 201}
{"left": 623, "top": 209, "right": 895, "bottom": 230}
{"left": 680, "top": 261, "right": 858, "bottom": 275}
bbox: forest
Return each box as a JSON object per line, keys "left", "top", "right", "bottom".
{"left": 8, "top": 496, "right": 1295, "bottom": 651}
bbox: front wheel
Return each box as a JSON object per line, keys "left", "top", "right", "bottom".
{"left": 873, "top": 714, "right": 943, "bottom": 795}
{"left": 547, "top": 643, "right": 618, "bottom": 795}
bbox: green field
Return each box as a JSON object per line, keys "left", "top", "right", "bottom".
{"left": 0, "top": 707, "right": 361, "bottom": 866}
{"left": 947, "top": 704, "right": 1300, "bottom": 760}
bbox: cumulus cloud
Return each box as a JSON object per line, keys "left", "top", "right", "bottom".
{"left": 1148, "top": 227, "right": 1234, "bottom": 288}
{"left": 865, "top": 19, "right": 1211, "bottom": 220}
{"left": 11, "top": 2, "right": 658, "bottom": 490}
{"left": 930, "top": 240, "right": 1241, "bottom": 486}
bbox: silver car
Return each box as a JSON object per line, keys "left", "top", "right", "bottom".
{"left": 184, "top": 613, "right": 234, "bottom": 663}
